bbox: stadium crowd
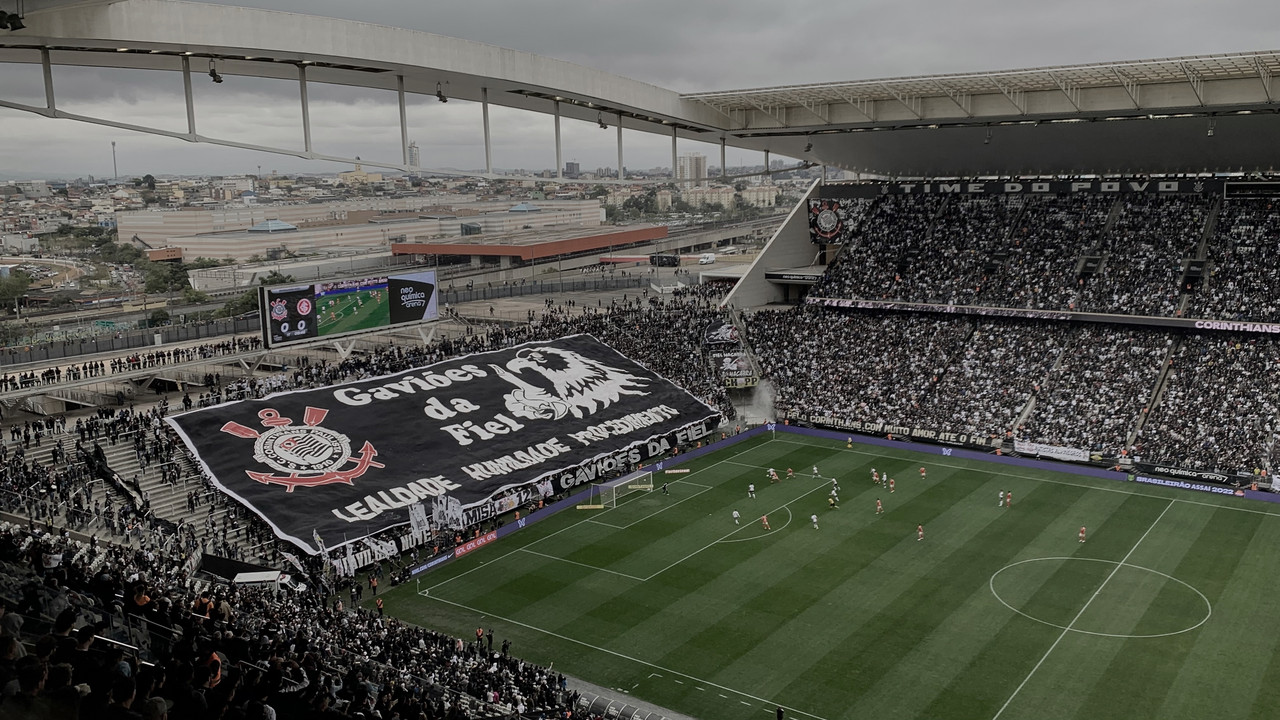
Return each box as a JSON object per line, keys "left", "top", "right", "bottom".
{"left": 807, "top": 192, "right": 1262, "bottom": 321}
{"left": 745, "top": 305, "right": 1276, "bottom": 477}
{"left": 0, "top": 520, "right": 574, "bottom": 720}
{"left": 1189, "top": 197, "right": 1280, "bottom": 322}
{"left": 1016, "top": 327, "right": 1171, "bottom": 455}
{"left": 1134, "top": 334, "right": 1280, "bottom": 476}
{"left": 1074, "top": 195, "right": 1207, "bottom": 317}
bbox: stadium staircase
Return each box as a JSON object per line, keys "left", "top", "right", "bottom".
{"left": 0, "top": 429, "right": 137, "bottom": 546}
{"left": 1126, "top": 336, "right": 1184, "bottom": 455}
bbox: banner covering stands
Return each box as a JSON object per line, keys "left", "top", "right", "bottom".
{"left": 168, "top": 335, "right": 719, "bottom": 555}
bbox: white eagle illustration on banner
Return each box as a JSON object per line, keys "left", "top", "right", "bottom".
{"left": 490, "top": 346, "right": 649, "bottom": 420}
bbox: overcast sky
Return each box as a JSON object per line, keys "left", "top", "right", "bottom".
{"left": 3, "top": 0, "right": 1278, "bottom": 179}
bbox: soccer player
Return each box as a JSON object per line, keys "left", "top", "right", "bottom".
{"left": 748, "top": 483, "right": 756, "bottom": 498}
{"left": 1006, "top": 491, "right": 1013, "bottom": 508}
{"left": 917, "top": 523, "right": 924, "bottom": 541}
{"left": 872, "top": 469, "right": 881, "bottom": 485}
{"left": 786, "top": 467, "right": 795, "bottom": 480}
{"left": 732, "top": 510, "right": 740, "bottom": 525}
{"left": 767, "top": 468, "right": 779, "bottom": 483}
{"left": 1079, "top": 526, "right": 1086, "bottom": 543}
{"left": 813, "top": 465, "right": 820, "bottom": 477}
{"left": 876, "top": 498, "right": 883, "bottom": 515}
{"left": 661, "top": 483, "right": 670, "bottom": 495}
{"left": 811, "top": 514, "right": 819, "bottom": 530}
{"left": 828, "top": 496, "right": 838, "bottom": 509}
{"left": 889, "top": 478, "right": 895, "bottom": 494}
{"left": 920, "top": 466, "right": 927, "bottom": 480}
{"left": 830, "top": 488, "right": 840, "bottom": 503}
{"left": 998, "top": 490, "right": 1005, "bottom": 507}
{"left": 761, "top": 515, "right": 771, "bottom": 530}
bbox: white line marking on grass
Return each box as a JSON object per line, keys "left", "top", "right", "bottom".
{"left": 517, "top": 547, "right": 646, "bottom": 581}
{"left": 644, "top": 482, "right": 831, "bottom": 580}
{"left": 426, "top": 511, "right": 601, "bottom": 592}
{"left": 989, "top": 557, "right": 1212, "bottom": 638}
{"left": 773, "top": 437, "right": 1280, "bottom": 520}
{"left": 614, "top": 484, "right": 717, "bottom": 530}
{"left": 991, "top": 499, "right": 1175, "bottom": 720}
{"left": 421, "top": 592, "right": 829, "bottom": 720}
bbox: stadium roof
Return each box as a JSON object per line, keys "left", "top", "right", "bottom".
{"left": 685, "top": 51, "right": 1280, "bottom": 117}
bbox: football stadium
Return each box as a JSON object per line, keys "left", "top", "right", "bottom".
{"left": 5, "top": 3, "right": 1280, "bottom": 720}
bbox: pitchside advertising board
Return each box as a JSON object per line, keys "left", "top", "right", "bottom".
{"left": 166, "top": 335, "right": 719, "bottom": 555}
{"left": 260, "top": 270, "right": 439, "bottom": 348}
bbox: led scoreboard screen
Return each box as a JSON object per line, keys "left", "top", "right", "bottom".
{"left": 260, "top": 270, "right": 437, "bottom": 348}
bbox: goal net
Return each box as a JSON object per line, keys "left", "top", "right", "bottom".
{"left": 576, "top": 472, "right": 654, "bottom": 510}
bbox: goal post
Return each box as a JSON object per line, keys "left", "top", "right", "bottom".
{"left": 576, "top": 472, "right": 654, "bottom": 510}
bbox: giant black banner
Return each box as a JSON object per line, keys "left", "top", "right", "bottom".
{"left": 167, "top": 335, "right": 719, "bottom": 554}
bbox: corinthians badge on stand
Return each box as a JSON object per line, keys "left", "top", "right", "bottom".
{"left": 220, "top": 406, "right": 383, "bottom": 492}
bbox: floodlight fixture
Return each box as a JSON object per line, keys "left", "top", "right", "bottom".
{"left": 597, "top": 113, "right": 608, "bottom": 130}
{"left": 208, "top": 60, "right": 223, "bottom": 83}
{"left": 436, "top": 82, "right": 448, "bottom": 103}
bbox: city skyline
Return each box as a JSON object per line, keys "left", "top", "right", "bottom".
{"left": 1, "top": 0, "right": 1277, "bottom": 177}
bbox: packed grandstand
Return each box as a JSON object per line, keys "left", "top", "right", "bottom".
{"left": 3, "top": 180, "right": 1280, "bottom": 717}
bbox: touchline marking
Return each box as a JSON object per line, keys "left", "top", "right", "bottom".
{"left": 773, "top": 437, "right": 1280, "bottom": 520}
{"left": 421, "top": 592, "right": 829, "bottom": 720}
{"left": 990, "top": 499, "right": 1175, "bottom": 720}
{"left": 517, "top": 547, "right": 646, "bottom": 581}
{"left": 426, "top": 510, "right": 600, "bottom": 592}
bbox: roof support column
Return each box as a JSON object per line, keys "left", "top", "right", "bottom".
{"left": 397, "top": 75, "right": 409, "bottom": 167}
{"left": 298, "top": 65, "right": 312, "bottom": 154}
{"left": 720, "top": 137, "right": 727, "bottom": 179}
{"left": 764, "top": 150, "right": 770, "bottom": 176}
{"left": 616, "top": 111, "right": 624, "bottom": 180}
{"left": 482, "top": 87, "right": 492, "bottom": 175}
{"left": 41, "top": 49, "right": 54, "bottom": 111}
{"left": 554, "top": 100, "right": 563, "bottom": 180}
{"left": 181, "top": 55, "right": 196, "bottom": 136}
{"left": 671, "top": 125, "right": 678, "bottom": 184}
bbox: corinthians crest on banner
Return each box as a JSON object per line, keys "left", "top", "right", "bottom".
{"left": 167, "top": 335, "right": 719, "bottom": 556}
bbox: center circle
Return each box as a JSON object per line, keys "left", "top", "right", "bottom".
{"left": 989, "top": 557, "right": 1212, "bottom": 638}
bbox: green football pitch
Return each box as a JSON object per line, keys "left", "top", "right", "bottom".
{"left": 379, "top": 433, "right": 1280, "bottom": 720}
{"left": 316, "top": 288, "right": 389, "bottom": 336}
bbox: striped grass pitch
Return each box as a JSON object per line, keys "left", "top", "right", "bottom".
{"left": 380, "top": 434, "right": 1280, "bottom": 720}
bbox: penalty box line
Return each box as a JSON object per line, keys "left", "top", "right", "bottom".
{"left": 426, "top": 438, "right": 779, "bottom": 592}
{"left": 642, "top": 476, "right": 835, "bottom": 581}
{"left": 421, "top": 591, "right": 831, "bottom": 720}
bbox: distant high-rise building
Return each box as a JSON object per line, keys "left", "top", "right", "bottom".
{"left": 407, "top": 141, "right": 421, "bottom": 168}
{"left": 565, "top": 161, "right": 581, "bottom": 177}
{"left": 676, "top": 153, "right": 707, "bottom": 187}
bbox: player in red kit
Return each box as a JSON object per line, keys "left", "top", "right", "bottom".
{"left": 1005, "top": 491, "right": 1013, "bottom": 508}
{"left": 761, "top": 515, "right": 771, "bottom": 530}
{"left": 786, "top": 467, "right": 795, "bottom": 480}
{"left": 875, "top": 498, "right": 883, "bottom": 515}
{"left": 889, "top": 478, "right": 895, "bottom": 493}
{"left": 920, "top": 466, "right": 927, "bottom": 479}
{"left": 1079, "top": 526, "right": 1086, "bottom": 543}
{"left": 917, "top": 524, "right": 924, "bottom": 541}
